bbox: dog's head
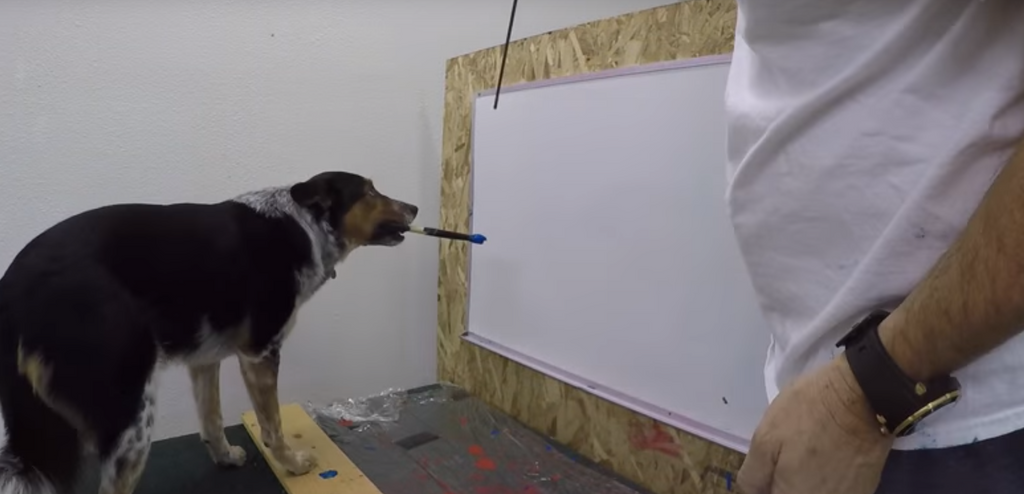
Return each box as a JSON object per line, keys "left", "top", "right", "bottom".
{"left": 290, "top": 172, "right": 418, "bottom": 247}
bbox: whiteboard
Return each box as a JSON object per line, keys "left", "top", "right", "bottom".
{"left": 466, "top": 55, "right": 770, "bottom": 452}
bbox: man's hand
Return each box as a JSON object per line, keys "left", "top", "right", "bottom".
{"left": 737, "top": 355, "right": 894, "bottom": 494}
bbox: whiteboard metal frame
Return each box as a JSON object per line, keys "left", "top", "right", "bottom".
{"left": 463, "top": 53, "right": 751, "bottom": 454}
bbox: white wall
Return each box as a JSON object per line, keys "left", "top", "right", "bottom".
{"left": 0, "top": 0, "right": 676, "bottom": 440}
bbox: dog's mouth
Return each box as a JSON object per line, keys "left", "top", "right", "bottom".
{"left": 370, "top": 220, "right": 410, "bottom": 246}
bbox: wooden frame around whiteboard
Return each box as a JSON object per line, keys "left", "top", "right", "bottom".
{"left": 438, "top": 2, "right": 743, "bottom": 493}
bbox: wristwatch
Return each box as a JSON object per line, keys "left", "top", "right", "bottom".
{"left": 836, "top": 310, "right": 961, "bottom": 437}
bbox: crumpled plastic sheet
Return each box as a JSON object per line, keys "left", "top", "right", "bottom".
{"left": 306, "top": 388, "right": 406, "bottom": 424}
{"left": 306, "top": 386, "right": 451, "bottom": 425}
{"left": 307, "top": 383, "right": 651, "bottom": 494}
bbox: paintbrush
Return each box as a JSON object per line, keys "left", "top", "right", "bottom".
{"left": 404, "top": 225, "right": 487, "bottom": 245}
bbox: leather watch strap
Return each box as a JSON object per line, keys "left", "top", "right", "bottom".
{"left": 837, "top": 310, "right": 960, "bottom": 436}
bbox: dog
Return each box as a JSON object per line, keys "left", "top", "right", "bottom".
{"left": 0, "top": 171, "right": 418, "bottom": 494}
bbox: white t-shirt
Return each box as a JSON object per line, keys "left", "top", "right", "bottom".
{"left": 725, "top": 1, "right": 1024, "bottom": 450}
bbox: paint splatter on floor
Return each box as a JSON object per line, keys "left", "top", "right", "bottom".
{"left": 313, "top": 383, "right": 651, "bottom": 494}
{"left": 475, "top": 458, "right": 497, "bottom": 470}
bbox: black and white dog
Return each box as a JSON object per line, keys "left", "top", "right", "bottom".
{"left": 0, "top": 171, "right": 417, "bottom": 494}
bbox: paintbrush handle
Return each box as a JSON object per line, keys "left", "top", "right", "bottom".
{"left": 420, "top": 227, "right": 471, "bottom": 241}
{"left": 409, "top": 226, "right": 487, "bottom": 244}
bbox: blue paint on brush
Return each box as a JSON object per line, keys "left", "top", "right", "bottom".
{"left": 469, "top": 234, "right": 488, "bottom": 244}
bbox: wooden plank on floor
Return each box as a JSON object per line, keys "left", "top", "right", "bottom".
{"left": 242, "top": 404, "right": 384, "bottom": 494}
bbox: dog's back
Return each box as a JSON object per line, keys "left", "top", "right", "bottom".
{"left": 0, "top": 172, "right": 418, "bottom": 494}
{"left": 0, "top": 201, "right": 312, "bottom": 492}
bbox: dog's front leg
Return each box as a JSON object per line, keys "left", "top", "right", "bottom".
{"left": 189, "top": 363, "right": 247, "bottom": 467}
{"left": 239, "top": 350, "right": 317, "bottom": 475}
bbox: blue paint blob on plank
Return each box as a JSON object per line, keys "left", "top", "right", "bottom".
{"left": 318, "top": 470, "right": 338, "bottom": 479}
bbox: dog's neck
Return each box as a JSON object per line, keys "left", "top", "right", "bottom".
{"left": 231, "top": 186, "right": 346, "bottom": 302}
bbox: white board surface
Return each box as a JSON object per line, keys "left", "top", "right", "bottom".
{"left": 466, "top": 56, "right": 770, "bottom": 452}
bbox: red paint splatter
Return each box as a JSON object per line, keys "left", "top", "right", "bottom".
{"left": 468, "top": 444, "right": 485, "bottom": 456}
{"left": 475, "top": 457, "right": 497, "bottom": 470}
{"left": 459, "top": 416, "right": 469, "bottom": 426}
{"left": 628, "top": 421, "right": 681, "bottom": 458}
{"left": 338, "top": 419, "right": 353, "bottom": 427}
{"left": 523, "top": 486, "right": 542, "bottom": 494}
{"left": 551, "top": 474, "right": 561, "bottom": 482}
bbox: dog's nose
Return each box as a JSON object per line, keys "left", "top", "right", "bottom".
{"left": 407, "top": 204, "right": 419, "bottom": 218}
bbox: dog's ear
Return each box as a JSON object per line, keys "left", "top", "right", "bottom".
{"left": 290, "top": 179, "right": 331, "bottom": 209}
{"left": 290, "top": 172, "right": 367, "bottom": 214}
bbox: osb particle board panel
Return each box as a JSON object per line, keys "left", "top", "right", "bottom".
{"left": 437, "top": 2, "right": 744, "bottom": 494}
{"left": 242, "top": 404, "right": 383, "bottom": 494}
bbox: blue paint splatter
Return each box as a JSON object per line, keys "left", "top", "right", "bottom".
{"left": 725, "top": 472, "right": 733, "bottom": 491}
{"left": 490, "top": 427, "right": 500, "bottom": 437}
{"left": 318, "top": 470, "right": 338, "bottom": 479}
{"left": 544, "top": 444, "right": 553, "bottom": 452}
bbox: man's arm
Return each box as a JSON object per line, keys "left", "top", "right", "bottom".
{"left": 737, "top": 139, "right": 1024, "bottom": 494}
{"left": 880, "top": 142, "right": 1024, "bottom": 382}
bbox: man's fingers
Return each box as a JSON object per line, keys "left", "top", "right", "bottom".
{"left": 737, "top": 434, "right": 779, "bottom": 494}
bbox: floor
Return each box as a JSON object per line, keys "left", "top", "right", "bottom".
{"left": 74, "top": 426, "right": 283, "bottom": 494}
{"left": 313, "top": 384, "right": 650, "bottom": 494}
{"left": 74, "top": 384, "right": 649, "bottom": 494}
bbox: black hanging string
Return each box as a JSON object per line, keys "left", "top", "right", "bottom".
{"left": 493, "top": 0, "right": 518, "bottom": 109}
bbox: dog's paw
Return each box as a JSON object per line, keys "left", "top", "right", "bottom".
{"left": 215, "top": 445, "right": 247, "bottom": 468}
{"left": 282, "top": 449, "right": 317, "bottom": 476}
